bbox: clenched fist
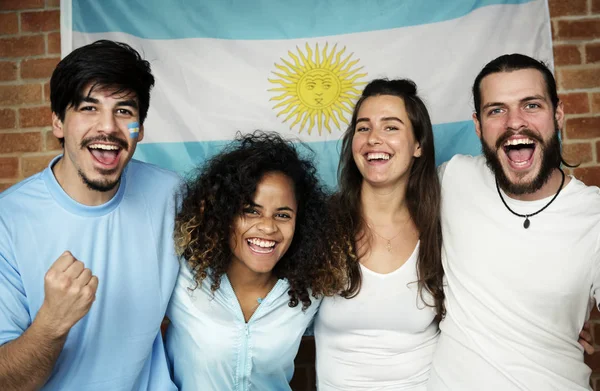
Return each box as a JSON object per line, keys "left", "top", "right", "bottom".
{"left": 35, "top": 251, "right": 98, "bottom": 339}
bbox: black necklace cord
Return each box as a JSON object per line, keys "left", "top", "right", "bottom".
{"left": 495, "top": 167, "right": 566, "bottom": 229}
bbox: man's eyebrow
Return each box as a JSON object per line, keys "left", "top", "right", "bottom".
{"left": 116, "top": 99, "right": 139, "bottom": 109}
{"left": 81, "top": 96, "right": 99, "bottom": 104}
{"left": 519, "top": 95, "right": 546, "bottom": 104}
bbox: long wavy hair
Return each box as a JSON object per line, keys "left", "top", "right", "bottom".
{"left": 174, "top": 131, "right": 345, "bottom": 310}
{"left": 331, "top": 79, "right": 445, "bottom": 317}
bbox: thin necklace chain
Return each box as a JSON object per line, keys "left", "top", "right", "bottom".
{"left": 368, "top": 223, "right": 406, "bottom": 252}
{"left": 495, "top": 168, "right": 565, "bottom": 229}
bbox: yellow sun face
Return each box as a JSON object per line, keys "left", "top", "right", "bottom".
{"left": 269, "top": 43, "right": 367, "bottom": 135}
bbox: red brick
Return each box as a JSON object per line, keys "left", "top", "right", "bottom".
{"left": 593, "top": 322, "right": 600, "bottom": 342}
{"left": 45, "top": 0, "right": 60, "bottom": 7}
{"left": 559, "top": 67, "right": 600, "bottom": 90}
{"left": 19, "top": 106, "right": 51, "bottom": 128}
{"left": 586, "top": 352, "right": 600, "bottom": 372}
{"left": 587, "top": 43, "right": 600, "bottom": 64}
{"left": 0, "top": 35, "right": 45, "bottom": 57}
{"left": 0, "top": 0, "right": 44, "bottom": 11}
{"left": 565, "top": 117, "right": 600, "bottom": 139}
{"left": 597, "top": 141, "right": 600, "bottom": 163}
{"left": 593, "top": 93, "right": 600, "bottom": 114}
{"left": 0, "top": 109, "right": 16, "bottom": 129}
{"left": 21, "top": 10, "right": 59, "bottom": 32}
{"left": 43, "top": 81, "right": 50, "bottom": 102}
{"left": 563, "top": 142, "right": 593, "bottom": 164}
{"left": 0, "top": 183, "right": 14, "bottom": 193}
{"left": 574, "top": 167, "right": 600, "bottom": 187}
{"left": 0, "top": 157, "right": 18, "bottom": 179}
{"left": 556, "top": 19, "right": 600, "bottom": 40}
{"left": 548, "top": 0, "right": 587, "bottom": 17}
{"left": 560, "top": 92, "right": 590, "bottom": 114}
{"left": 0, "top": 132, "right": 42, "bottom": 153}
{"left": 553, "top": 44, "right": 582, "bottom": 66}
{"left": 0, "top": 84, "right": 42, "bottom": 105}
{"left": 20, "top": 57, "right": 60, "bottom": 80}
{"left": 45, "top": 130, "right": 61, "bottom": 151}
{"left": 594, "top": 0, "right": 600, "bottom": 13}
{"left": 47, "top": 32, "right": 60, "bottom": 54}
{"left": 0, "top": 12, "right": 18, "bottom": 35}
{"left": 22, "top": 154, "right": 57, "bottom": 177}
{"left": 0, "top": 61, "right": 18, "bottom": 82}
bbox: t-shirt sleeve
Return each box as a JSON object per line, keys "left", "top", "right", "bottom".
{"left": 0, "top": 252, "right": 29, "bottom": 346}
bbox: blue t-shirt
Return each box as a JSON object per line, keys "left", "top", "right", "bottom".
{"left": 166, "top": 260, "right": 320, "bottom": 391}
{"left": 0, "top": 156, "right": 180, "bottom": 390}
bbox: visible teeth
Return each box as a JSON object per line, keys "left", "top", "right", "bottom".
{"left": 503, "top": 138, "right": 534, "bottom": 147}
{"left": 88, "top": 144, "right": 120, "bottom": 150}
{"left": 367, "top": 152, "right": 390, "bottom": 160}
{"left": 247, "top": 238, "right": 276, "bottom": 248}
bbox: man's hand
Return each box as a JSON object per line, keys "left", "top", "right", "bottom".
{"left": 579, "top": 321, "right": 595, "bottom": 355}
{"left": 35, "top": 251, "right": 98, "bottom": 338}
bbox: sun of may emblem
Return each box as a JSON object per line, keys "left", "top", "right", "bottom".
{"left": 268, "top": 43, "right": 367, "bottom": 135}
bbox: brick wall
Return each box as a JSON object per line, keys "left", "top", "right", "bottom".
{"left": 551, "top": 2, "right": 600, "bottom": 389}
{"left": 0, "top": 0, "right": 61, "bottom": 193}
{"left": 0, "top": 1, "right": 599, "bottom": 390}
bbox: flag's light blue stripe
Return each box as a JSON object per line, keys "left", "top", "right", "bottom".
{"left": 134, "top": 121, "right": 480, "bottom": 189}
{"left": 73, "top": 0, "right": 535, "bottom": 40}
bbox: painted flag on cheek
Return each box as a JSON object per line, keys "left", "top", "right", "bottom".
{"left": 61, "top": 0, "right": 553, "bottom": 187}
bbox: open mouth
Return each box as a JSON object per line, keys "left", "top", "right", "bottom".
{"left": 88, "top": 143, "right": 122, "bottom": 166}
{"left": 502, "top": 138, "right": 536, "bottom": 167}
{"left": 246, "top": 238, "right": 277, "bottom": 254}
{"left": 366, "top": 152, "right": 391, "bottom": 162}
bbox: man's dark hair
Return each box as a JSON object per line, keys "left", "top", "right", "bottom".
{"left": 50, "top": 40, "right": 155, "bottom": 145}
{"left": 472, "top": 53, "right": 558, "bottom": 120}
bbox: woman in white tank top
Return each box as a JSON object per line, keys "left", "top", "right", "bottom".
{"left": 314, "top": 79, "right": 445, "bottom": 390}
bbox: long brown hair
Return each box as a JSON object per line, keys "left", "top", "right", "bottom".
{"left": 331, "top": 78, "right": 445, "bottom": 317}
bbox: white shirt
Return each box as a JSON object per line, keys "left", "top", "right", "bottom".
{"left": 429, "top": 155, "right": 600, "bottom": 391}
{"left": 315, "top": 242, "right": 439, "bottom": 390}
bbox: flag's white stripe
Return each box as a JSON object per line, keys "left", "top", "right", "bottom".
{"left": 60, "top": 0, "right": 73, "bottom": 56}
{"left": 72, "top": 1, "right": 551, "bottom": 144}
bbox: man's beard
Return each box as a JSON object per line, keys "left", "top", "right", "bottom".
{"left": 481, "top": 121, "right": 562, "bottom": 195}
{"left": 78, "top": 167, "right": 121, "bottom": 192}
{"left": 77, "top": 133, "right": 128, "bottom": 192}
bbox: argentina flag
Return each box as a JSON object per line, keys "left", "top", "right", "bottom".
{"left": 60, "top": 0, "right": 553, "bottom": 187}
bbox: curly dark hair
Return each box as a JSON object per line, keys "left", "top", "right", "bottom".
{"left": 174, "top": 131, "right": 345, "bottom": 310}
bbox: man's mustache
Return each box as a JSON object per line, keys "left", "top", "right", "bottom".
{"left": 80, "top": 134, "right": 129, "bottom": 151}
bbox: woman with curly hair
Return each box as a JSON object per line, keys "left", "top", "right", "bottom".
{"left": 314, "top": 79, "right": 444, "bottom": 390}
{"left": 164, "top": 131, "right": 342, "bottom": 390}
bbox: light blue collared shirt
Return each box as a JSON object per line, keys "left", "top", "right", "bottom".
{"left": 166, "top": 261, "right": 320, "bottom": 391}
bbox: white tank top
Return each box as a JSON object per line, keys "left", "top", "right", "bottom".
{"left": 314, "top": 242, "right": 439, "bottom": 390}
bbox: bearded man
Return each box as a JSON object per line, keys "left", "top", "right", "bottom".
{"left": 428, "top": 54, "right": 600, "bottom": 391}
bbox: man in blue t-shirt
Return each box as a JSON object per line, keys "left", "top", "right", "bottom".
{"left": 0, "top": 40, "right": 180, "bottom": 390}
